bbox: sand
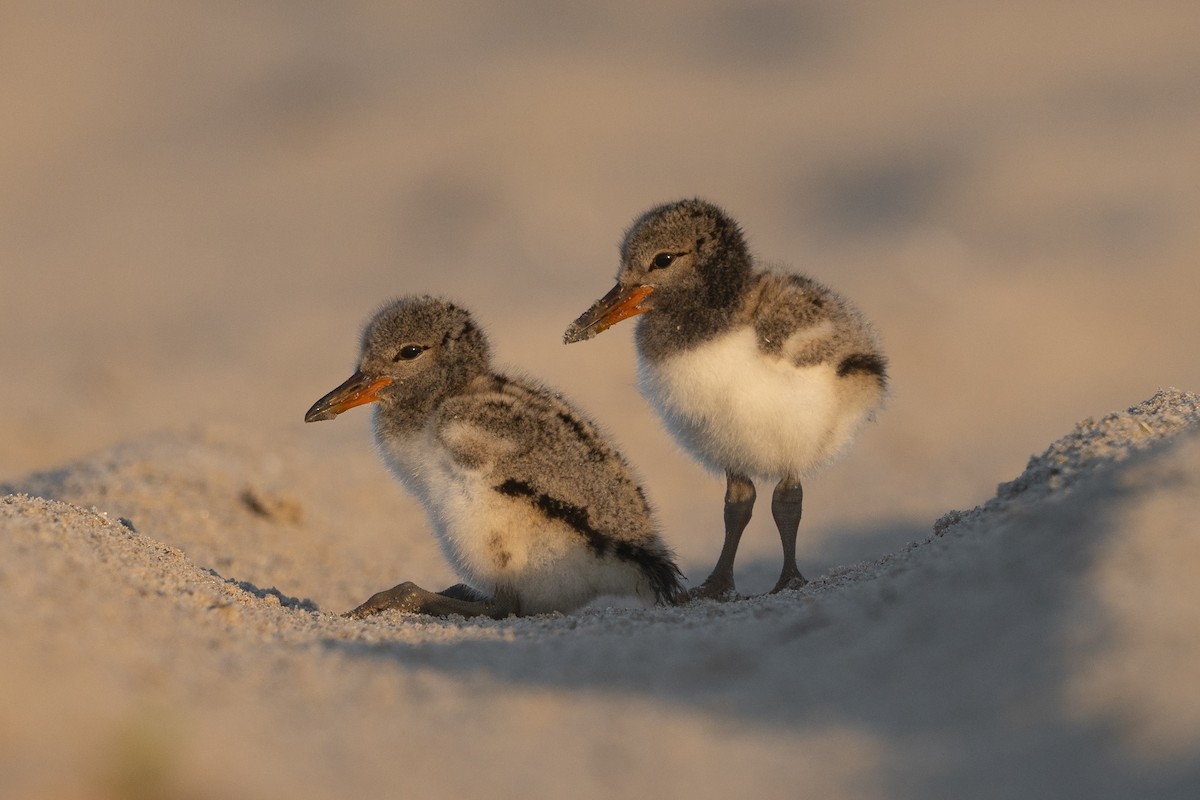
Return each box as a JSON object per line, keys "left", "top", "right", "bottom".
{"left": 4, "top": 2, "right": 1200, "bottom": 798}
{"left": 5, "top": 391, "right": 1200, "bottom": 799}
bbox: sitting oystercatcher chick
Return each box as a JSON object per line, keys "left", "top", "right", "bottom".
{"left": 564, "top": 199, "right": 887, "bottom": 600}
{"left": 306, "top": 296, "right": 683, "bottom": 619}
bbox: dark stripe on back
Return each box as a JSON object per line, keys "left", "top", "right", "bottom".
{"left": 549, "top": 403, "right": 615, "bottom": 466}
{"left": 555, "top": 409, "right": 594, "bottom": 447}
{"left": 493, "top": 478, "right": 683, "bottom": 603}
{"left": 489, "top": 376, "right": 614, "bottom": 465}
{"left": 837, "top": 353, "right": 888, "bottom": 388}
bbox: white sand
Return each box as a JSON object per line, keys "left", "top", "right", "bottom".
{"left": 4, "top": 3, "right": 1200, "bottom": 797}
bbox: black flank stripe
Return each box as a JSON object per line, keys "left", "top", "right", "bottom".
{"left": 837, "top": 353, "right": 888, "bottom": 387}
{"left": 495, "top": 479, "right": 608, "bottom": 555}
{"left": 493, "top": 478, "right": 684, "bottom": 603}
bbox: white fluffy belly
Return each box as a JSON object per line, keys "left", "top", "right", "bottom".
{"left": 376, "top": 424, "right": 530, "bottom": 584}
{"left": 373, "top": 421, "right": 646, "bottom": 613}
{"left": 638, "top": 328, "right": 868, "bottom": 479}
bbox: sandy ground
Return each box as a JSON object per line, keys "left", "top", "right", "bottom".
{"left": 3, "top": 2, "right": 1200, "bottom": 798}
{"left": 4, "top": 392, "right": 1199, "bottom": 798}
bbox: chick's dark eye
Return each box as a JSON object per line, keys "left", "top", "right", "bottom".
{"left": 394, "top": 344, "right": 427, "bottom": 362}
{"left": 651, "top": 252, "right": 675, "bottom": 269}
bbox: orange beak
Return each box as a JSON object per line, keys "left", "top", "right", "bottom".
{"left": 562, "top": 283, "right": 654, "bottom": 344}
{"left": 304, "top": 371, "right": 394, "bottom": 423}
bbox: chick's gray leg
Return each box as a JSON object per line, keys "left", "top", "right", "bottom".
{"left": 344, "top": 581, "right": 514, "bottom": 620}
{"left": 438, "top": 583, "right": 491, "bottom": 603}
{"left": 770, "top": 477, "right": 808, "bottom": 593}
{"left": 687, "top": 472, "right": 756, "bottom": 601}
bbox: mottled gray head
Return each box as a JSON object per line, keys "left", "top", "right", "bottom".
{"left": 622, "top": 198, "right": 745, "bottom": 273}
{"left": 305, "top": 296, "right": 490, "bottom": 423}
{"left": 564, "top": 199, "right": 753, "bottom": 344}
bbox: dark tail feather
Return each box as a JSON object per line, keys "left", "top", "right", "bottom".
{"left": 613, "top": 541, "right": 686, "bottom": 605}
{"left": 644, "top": 551, "right": 687, "bottom": 606}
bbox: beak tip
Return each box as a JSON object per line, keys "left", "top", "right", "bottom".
{"left": 304, "top": 371, "right": 391, "bottom": 425}
{"left": 562, "top": 322, "right": 589, "bottom": 344}
{"left": 303, "top": 407, "right": 333, "bottom": 423}
{"left": 564, "top": 283, "right": 652, "bottom": 344}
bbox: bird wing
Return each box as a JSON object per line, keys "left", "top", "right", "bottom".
{"left": 435, "top": 375, "right": 652, "bottom": 524}
{"left": 435, "top": 375, "right": 677, "bottom": 599}
{"left": 748, "top": 272, "right": 881, "bottom": 369}
{"left": 432, "top": 392, "right": 531, "bottom": 472}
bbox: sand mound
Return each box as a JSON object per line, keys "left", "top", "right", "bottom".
{"left": 3, "top": 389, "right": 1199, "bottom": 799}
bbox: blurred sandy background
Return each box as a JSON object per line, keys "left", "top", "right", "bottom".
{"left": 4, "top": 3, "right": 1200, "bottom": 798}
{"left": 4, "top": 1, "right": 1199, "bottom": 582}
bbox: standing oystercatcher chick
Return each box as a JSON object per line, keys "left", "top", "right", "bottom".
{"left": 306, "top": 296, "right": 682, "bottom": 619}
{"left": 564, "top": 199, "right": 887, "bottom": 600}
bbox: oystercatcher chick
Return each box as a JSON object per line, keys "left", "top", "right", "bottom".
{"left": 564, "top": 199, "right": 887, "bottom": 600}
{"left": 306, "top": 296, "right": 683, "bottom": 619}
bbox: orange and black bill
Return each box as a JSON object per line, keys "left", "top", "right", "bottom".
{"left": 562, "top": 283, "right": 654, "bottom": 344}
{"left": 304, "top": 371, "right": 394, "bottom": 423}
